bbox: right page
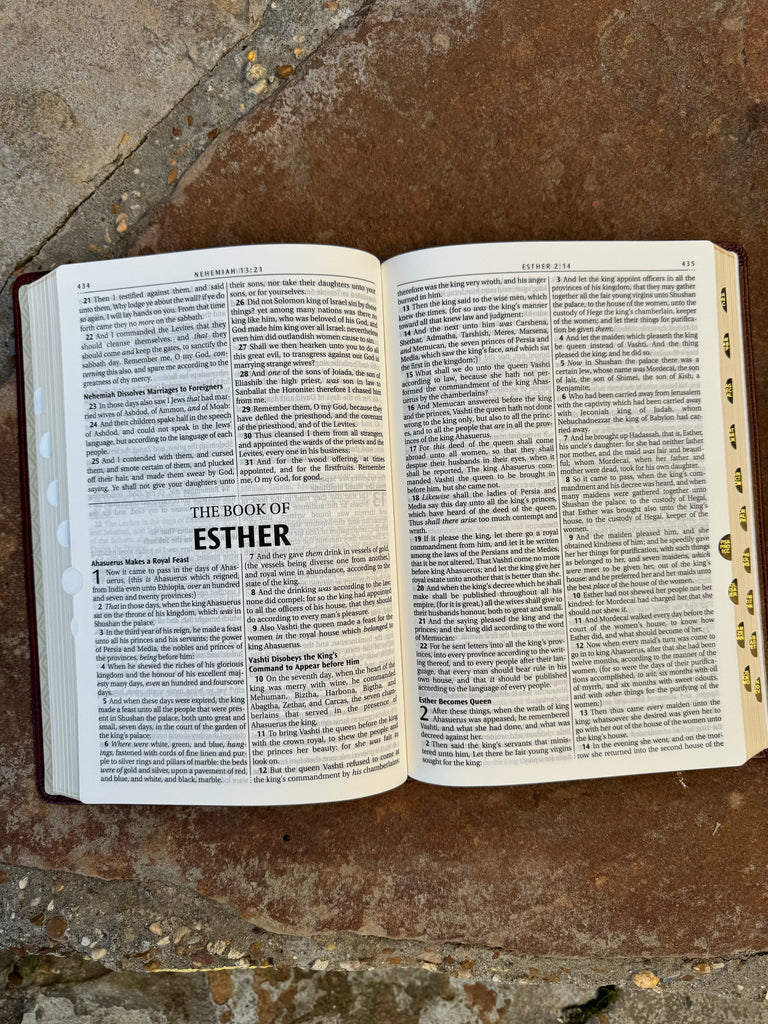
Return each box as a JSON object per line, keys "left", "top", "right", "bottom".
{"left": 383, "top": 240, "right": 767, "bottom": 786}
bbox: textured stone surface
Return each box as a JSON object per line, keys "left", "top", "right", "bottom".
{"left": 0, "top": 0, "right": 372, "bottom": 383}
{"left": 4, "top": 0, "right": 768, "bottom": 971}
{"left": 131, "top": 0, "right": 768, "bottom": 489}
{"left": 0, "top": 0, "right": 264, "bottom": 291}
{"left": 5, "top": 950, "right": 768, "bottom": 1024}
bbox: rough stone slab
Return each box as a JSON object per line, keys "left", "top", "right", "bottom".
{"left": 4, "top": 950, "right": 768, "bottom": 1024}
{"left": 0, "top": 0, "right": 265, "bottom": 290}
{"left": 4, "top": 0, "right": 768, "bottom": 967}
{"left": 0, "top": 0, "right": 374, "bottom": 385}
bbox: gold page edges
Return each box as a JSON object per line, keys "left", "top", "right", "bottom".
{"left": 714, "top": 245, "right": 768, "bottom": 756}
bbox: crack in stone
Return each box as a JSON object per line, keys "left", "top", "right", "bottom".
{"left": 560, "top": 984, "right": 621, "bottom": 1023}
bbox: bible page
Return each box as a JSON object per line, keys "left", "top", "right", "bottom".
{"left": 383, "top": 240, "right": 753, "bottom": 786}
{"left": 50, "top": 244, "right": 405, "bottom": 804}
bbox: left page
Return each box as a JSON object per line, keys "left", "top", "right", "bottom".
{"left": 41, "top": 244, "right": 405, "bottom": 804}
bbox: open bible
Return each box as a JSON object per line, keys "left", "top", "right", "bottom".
{"left": 14, "top": 240, "right": 767, "bottom": 804}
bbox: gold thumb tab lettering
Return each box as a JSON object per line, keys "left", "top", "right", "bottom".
{"left": 725, "top": 378, "right": 734, "bottom": 402}
{"left": 736, "top": 622, "right": 745, "bottom": 647}
{"left": 742, "top": 547, "right": 751, "bottom": 572}
{"left": 720, "top": 286, "right": 728, "bottom": 311}
{"left": 718, "top": 535, "right": 732, "bottom": 559}
{"left": 729, "top": 579, "right": 739, "bottom": 604}
{"left": 750, "top": 632, "right": 758, "bottom": 657}
{"left": 729, "top": 425, "right": 737, "bottom": 449}
{"left": 734, "top": 467, "right": 743, "bottom": 492}
{"left": 722, "top": 332, "right": 730, "bottom": 357}
{"left": 739, "top": 506, "right": 748, "bottom": 529}
{"left": 743, "top": 666, "right": 752, "bottom": 691}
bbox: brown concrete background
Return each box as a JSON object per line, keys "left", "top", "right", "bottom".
{"left": 4, "top": 0, "right": 768, "bottom": 965}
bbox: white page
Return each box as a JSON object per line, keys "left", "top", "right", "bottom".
{"left": 55, "top": 244, "right": 406, "bottom": 804}
{"left": 383, "top": 240, "right": 746, "bottom": 786}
